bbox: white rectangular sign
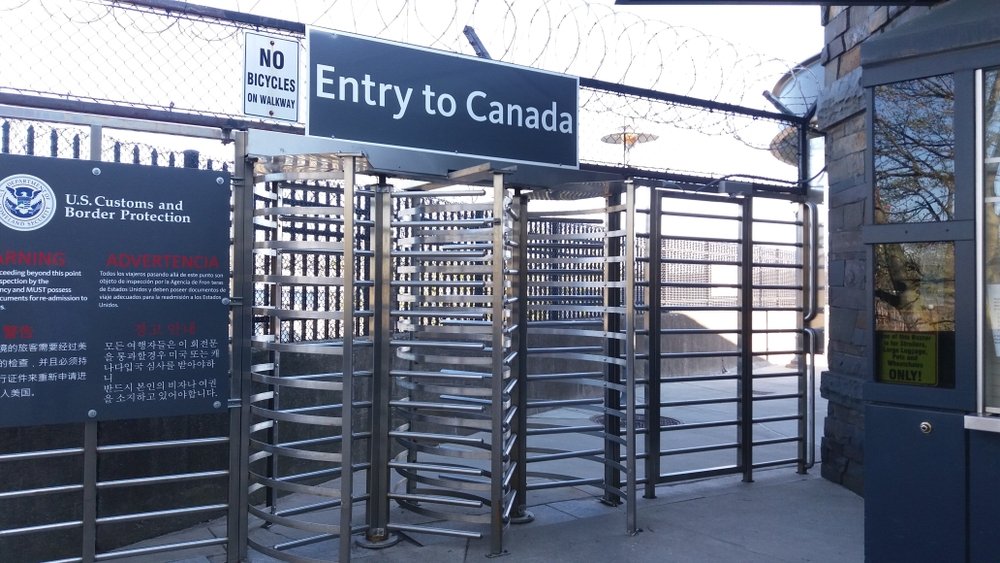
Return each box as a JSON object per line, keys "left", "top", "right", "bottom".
{"left": 243, "top": 32, "right": 299, "bottom": 122}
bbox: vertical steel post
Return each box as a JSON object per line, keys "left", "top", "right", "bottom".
{"left": 81, "top": 123, "right": 102, "bottom": 563}
{"left": 82, "top": 421, "right": 97, "bottom": 563}
{"left": 624, "top": 180, "right": 638, "bottom": 535}
{"left": 797, "top": 123, "right": 813, "bottom": 475}
{"left": 738, "top": 197, "right": 755, "bottom": 483}
{"left": 644, "top": 191, "right": 662, "bottom": 499}
{"left": 512, "top": 193, "right": 533, "bottom": 523}
{"left": 340, "top": 157, "right": 357, "bottom": 562}
{"left": 797, "top": 121, "right": 811, "bottom": 199}
{"left": 797, "top": 201, "right": 811, "bottom": 475}
{"left": 265, "top": 183, "right": 281, "bottom": 515}
{"left": 602, "top": 188, "right": 623, "bottom": 506}
{"left": 228, "top": 130, "right": 254, "bottom": 562}
{"left": 364, "top": 177, "right": 397, "bottom": 546}
{"left": 489, "top": 172, "right": 507, "bottom": 556}
{"left": 89, "top": 125, "right": 101, "bottom": 161}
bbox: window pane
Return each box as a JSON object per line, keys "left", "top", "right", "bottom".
{"left": 983, "top": 69, "right": 1000, "bottom": 409}
{"left": 874, "top": 242, "right": 955, "bottom": 388}
{"left": 874, "top": 75, "right": 955, "bottom": 223}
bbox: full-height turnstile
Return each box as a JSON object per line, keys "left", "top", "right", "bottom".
{"left": 237, "top": 130, "right": 813, "bottom": 562}
{"left": 242, "top": 148, "right": 548, "bottom": 560}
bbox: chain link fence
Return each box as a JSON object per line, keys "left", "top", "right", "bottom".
{"left": 0, "top": 0, "right": 809, "bottom": 186}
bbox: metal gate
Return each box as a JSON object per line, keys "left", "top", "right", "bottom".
{"left": 639, "top": 187, "right": 818, "bottom": 492}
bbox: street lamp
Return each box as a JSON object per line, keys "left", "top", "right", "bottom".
{"left": 601, "top": 126, "right": 658, "bottom": 165}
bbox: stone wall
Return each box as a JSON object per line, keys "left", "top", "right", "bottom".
{"left": 817, "top": 4, "right": 935, "bottom": 495}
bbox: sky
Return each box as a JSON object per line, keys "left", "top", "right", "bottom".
{"left": 611, "top": 3, "right": 823, "bottom": 64}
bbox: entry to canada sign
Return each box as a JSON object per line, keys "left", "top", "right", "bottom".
{"left": 0, "top": 154, "right": 231, "bottom": 427}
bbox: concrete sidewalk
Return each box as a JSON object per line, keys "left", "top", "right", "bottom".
{"left": 126, "top": 466, "right": 863, "bottom": 563}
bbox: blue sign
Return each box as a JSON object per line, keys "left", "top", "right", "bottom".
{"left": 307, "top": 28, "right": 579, "bottom": 168}
{"left": 0, "top": 154, "right": 231, "bottom": 427}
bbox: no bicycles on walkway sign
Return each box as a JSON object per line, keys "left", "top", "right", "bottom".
{"left": 244, "top": 31, "right": 300, "bottom": 122}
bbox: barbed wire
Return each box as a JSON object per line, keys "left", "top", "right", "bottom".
{"left": 0, "top": 0, "right": 819, "bottom": 182}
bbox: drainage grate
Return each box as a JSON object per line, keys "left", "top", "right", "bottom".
{"left": 591, "top": 413, "right": 683, "bottom": 430}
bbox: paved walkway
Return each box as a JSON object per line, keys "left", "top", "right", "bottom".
{"left": 125, "top": 465, "right": 863, "bottom": 563}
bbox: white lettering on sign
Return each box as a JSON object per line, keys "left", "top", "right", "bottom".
{"left": 316, "top": 64, "right": 413, "bottom": 119}
{"left": 466, "top": 91, "right": 573, "bottom": 133}
{"left": 315, "top": 65, "right": 414, "bottom": 120}
{"left": 313, "top": 63, "right": 575, "bottom": 134}
{"left": 244, "top": 32, "right": 300, "bottom": 122}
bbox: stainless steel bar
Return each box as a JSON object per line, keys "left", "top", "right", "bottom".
{"left": 392, "top": 280, "right": 487, "bottom": 288}
{"left": 389, "top": 401, "right": 486, "bottom": 412}
{"left": 660, "top": 419, "right": 740, "bottom": 432}
{"left": 753, "top": 458, "right": 800, "bottom": 470}
{"left": 97, "top": 437, "right": 229, "bottom": 453}
{"left": 752, "top": 414, "right": 803, "bottom": 424}
{"left": 340, "top": 155, "right": 357, "bottom": 563}
{"left": 386, "top": 523, "right": 483, "bottom": 539}
{"left": 658, "top": 209, "right": 742, "bottom": 221}
{"left": 656, "top": 466, "right": 741, "bottom": 483}
{"left": 94, "top": 537, "right": 228, "bottom": 562}
{"left": 274, "top": 500, "right": 342, "bottom": 519}
{"left": 96, "top": 504, "right": 227, "bottom": 525}
{"left": 231, "top": 129, "right": 253, "bottom": 563}
{"left": 365, "top": 177, "right": 394, "bottom": 545}
{"left": 624, "top": 180, "right": 638, "bottom": 534}
{"left": 752, "top": 370, "right": 805, "bottom": 379}
{"left": 389, "top": 462, "right": 487, "bottom": 476}
{"left": 390, "top": 340, "right": 486, "bottom": 349}
{"left": 804, "top": 327, "right": 819, "bottom": 469}
{"left": 752, "top": 436, "right": 801, "bottom": 447}
{"left": 390, "top": 219, "right": 491, "bottom": 228}
{"left": 489, "top": 171, "right": 506, "bottom": 557}
{"left": 388, "top": 493, "right": 483, "bottom": 508}
{"left": 803, "top": 202, "right": 819, "bottom": 322}
{"left": 89, "top": 124, "right": 102, "bottom": 161}
{"left": 740, "top": 197, "right": 754, "bottom": 484}
{"left": 97, "top": 470, "right": 228, "bottom": 489}
{"left": 660, "top": 442, "right": 739, "bottom": 456}
{"left": 526, "top": 424, "right": 604, "bottom": 436}
{"left": 527, "top": 449, "right": 605, "bottom": 463}
{"left": 750, "top": 393, "right": 803, "bottom": 402}
{"left": 526, "top": 477, "right": 604, "bottom": 491}
{"left": 657, "top": 374, "right": 740, "bottom": 384}
{"left": 646, "top": 191, "right": 662, "bottom": 500}
{"left": 391, "top": 190, "right": 486, "bottom": 198}
{"left": 526, "top": 372, "right": 607, "bottom": 381}
{"left": 265, "top": 174, "right": 284, "bottom": 522}
{"left": 0, "top": 447, "right": 83, "bottom": 462}
{"left": 527, "top": 398, "right": 603, "bottom": 408}
{"left": 390, "top": 369, "right": 488, "bottom": 380}
{"left": 658, "top": 351, "right": 741, "bottom": 359}
{"left": 0, "top": 520, "right": 83, "bottom": 538}
{"left": 0, "top": 484, "right": 84, "bottom": 500}
{"left": 82, "top": 421, "right": 97, "bottom": 563}
{"left": 661, "top": 397, "right": 740, "bottom": 408}
{"left": 393, "top": 250, "right": 488, "bottom": 259}
{"left": 526, "top": 345, "right": 604, "bottom": 353}
{"left": 603, "top": 188, "right": 623, "bottom": 507}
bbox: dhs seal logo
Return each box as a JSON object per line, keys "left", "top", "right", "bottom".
{"left": 1, "top": 174, "right": 57, "bottom": 231}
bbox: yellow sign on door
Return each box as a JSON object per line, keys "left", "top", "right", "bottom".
{"left": 877, "top": 331, "right": 938, "bottom": 386}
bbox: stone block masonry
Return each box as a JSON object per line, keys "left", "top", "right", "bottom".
{"left": 817, "top": 3, "right": 934, "bottom": 496}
